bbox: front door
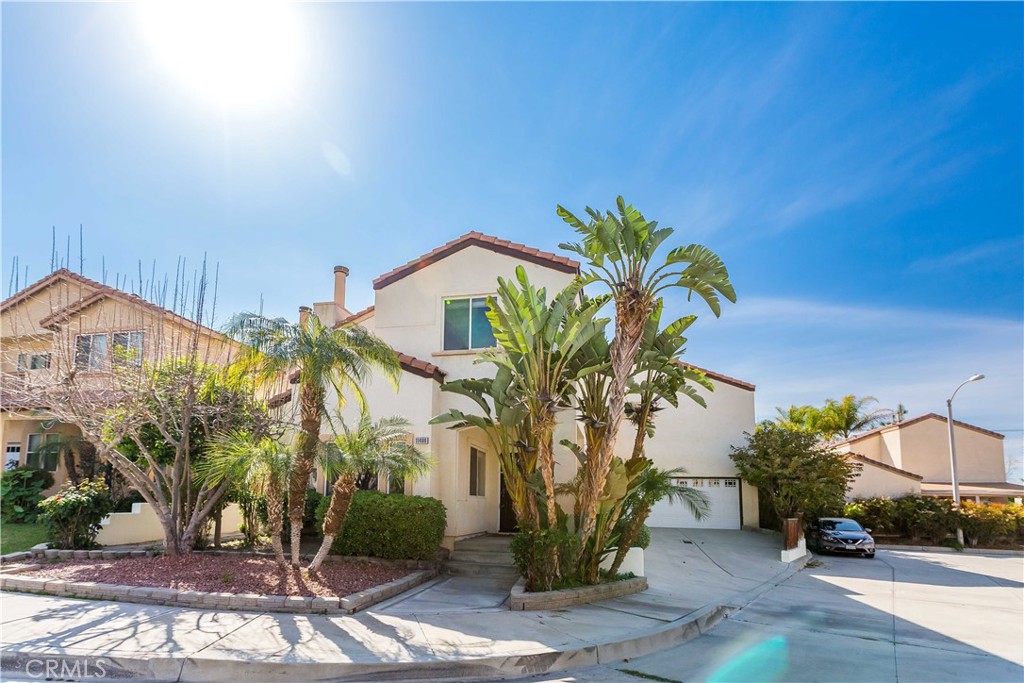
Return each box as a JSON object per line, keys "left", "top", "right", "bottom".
{"left": 499, "top": 471, "right": 518, "bottom": 533}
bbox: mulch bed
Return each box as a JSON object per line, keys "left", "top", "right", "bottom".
{"left": 21, "top": 554, "right": 410, "bottom": 598}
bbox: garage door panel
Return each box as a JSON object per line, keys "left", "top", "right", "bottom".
{"left": 647, "top": 477, "right": 740, "bottom": 529}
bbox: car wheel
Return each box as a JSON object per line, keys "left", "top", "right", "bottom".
{"left": 864, "top": 552, "right": 875, "bottom": 559}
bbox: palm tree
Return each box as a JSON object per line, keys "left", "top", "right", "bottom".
{"left": 309, "top": 415, "right": 431, "bottom": 571}
{"left": 607, "top": 466, "right": 709, "bottom": 575}
{"left": 225, "top": 310, "right": 400, "bottom": 565}
{"left": 478, "top": 266, "right": 608, "bottom": 533}
{"left": 817, "top": 395, "right": 889, "bottom": 441}
{"left": 557, "top": 197, "right": 736, "bottom": 555}
{"left": 199, "top": 431, "right": 292, "bottom": 565}
{"left": 774, "top": 405, "right": 820, "bottom": 433}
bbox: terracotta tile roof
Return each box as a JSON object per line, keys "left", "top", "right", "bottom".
{"left": 287, "top": 352, "right": 443, "bottom": 384}
{"left": 845, "top": 453, "right": 923, "bottom": 481}
{"left": 372, "top": 232, "right": 579, "bottom": 290}
{"left": 397, "top": 353, "right": 445, "bottom": 383}
{"left": 1, "top": 269, "right": 99, "bottom": 311}
{"left": 679, "top": 362, "right": 756, "bottom": 392}
{"left": 832, "top": 413, "right": 1006, "bottom": 446}
{"left": 334, "top": 305, "right": 375, "bottom": 328}
{"left": 3, "top": 269, "right": 233, "bottom": 343}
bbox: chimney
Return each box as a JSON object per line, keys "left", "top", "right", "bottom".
{"left": 298, "top": 306, "right": 312, "bottom": 325}
{"left": 334, "top": 266, "right": 349, "bottom": 311}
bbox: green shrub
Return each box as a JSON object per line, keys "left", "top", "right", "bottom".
{"left": 844, "top": 497, "right": 897, "bottom": 535}
{"left": 892, "top": 496, "right": 957, "bottom": 543}
{"left": 260, "top": 489, "right": 324, "bottom": 538}
{"left": 510, "top": 527, "right": 581, "bottom": 593}
{"left": 960, "top": 502, "right": 1020, "bottom": 547}
{"left": 634, "top": 525, "right": 652, "bottom": 550}
{"left": 315, "top": 490, "right": 446, "bottom": 560}
{"left": 37, "top": 478, "right": 113, "bottom": 549}
{"left": 844, "top": 496, "right": 1023, "bottom": 548}
{"left": 1, "top": 466, "right": 55, "bottom": 522}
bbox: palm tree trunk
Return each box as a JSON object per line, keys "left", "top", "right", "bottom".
{"left": 608, "top": 500, "right": 650, "bottom": 575}
{"left": 578, "top": 301, "right": 649, "bottom": 580}
{"left": 266, "top": 485, "right": 286, "bottom": 566}
{"left": 536, "top": 412, "right": 559, "bottom": 530}
{"left": 309, "top": 474, "right": 357, "bottom": 571}
{"left": 290, "top": 378, "right": 324, "bottom": 565}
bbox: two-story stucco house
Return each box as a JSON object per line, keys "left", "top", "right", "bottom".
{"left": 833, "top": 413, "right": 1024, "bottom": 503}
{"left": 0, "top": 269, "right": 241, "bottom": 494}
{"left": 301, "top": 232, "right": 759, "bottom": 547}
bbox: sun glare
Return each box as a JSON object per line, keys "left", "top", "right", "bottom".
{"left": 138, "top": 1, "right": 305, "bottom": 110}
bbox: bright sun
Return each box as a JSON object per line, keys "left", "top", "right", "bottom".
{"left": 138, "top": 1, "right": 305, "bottom": 109}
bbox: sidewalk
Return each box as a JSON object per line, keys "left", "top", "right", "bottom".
{"left": 0, "top": 529, "right": 805, "bottom": 682}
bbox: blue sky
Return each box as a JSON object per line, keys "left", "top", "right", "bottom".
{"left": 3, "top": 2, "right": 1022, "bottom": 474}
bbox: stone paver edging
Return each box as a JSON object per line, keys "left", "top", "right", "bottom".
{"left": 509, "top": 576, "right": 648, "bottom": 610}
{"left": 0, "top": 563, "right": 437, "bottom": 615}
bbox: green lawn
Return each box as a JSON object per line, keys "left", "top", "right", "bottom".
{"left": 0, "top": 521, "right": 48, "bottom": 555}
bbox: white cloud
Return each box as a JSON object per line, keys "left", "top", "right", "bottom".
{"left": 908, "top": 237, "right": 1024, "bottom": 273}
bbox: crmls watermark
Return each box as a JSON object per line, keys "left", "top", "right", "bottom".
{"left": 23, "top": 657, "right": 110, "bottom": 680}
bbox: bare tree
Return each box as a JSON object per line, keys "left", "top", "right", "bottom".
{"left": 2, "top": 266, "right": 280, "bottom": 554}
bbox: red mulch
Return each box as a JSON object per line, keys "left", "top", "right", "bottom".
{"left": 22, "top": 555, "right": 409, "bottom": 598}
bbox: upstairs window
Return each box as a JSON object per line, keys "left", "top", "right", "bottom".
{"left": 17, "top": 353, "right": 51, "bottom": 371}
{"left": 113, "top": 331, "right": 145, "bottom": 366}
{"left": 26, "top": 433, "right": 59, "bottom": 472}
{"left": 443, "top": 297, "right": 496, "bottom": 351}
{"left": 74, "top": 334, "right": 108, "bottom": 371}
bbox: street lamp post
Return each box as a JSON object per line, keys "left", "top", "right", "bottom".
{"left": 946, "top": 374, "right": 985, "bottom": 545}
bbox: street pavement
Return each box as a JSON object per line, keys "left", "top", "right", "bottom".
{"left": 521, "top": 548, "right": 1024, "bottom": 683}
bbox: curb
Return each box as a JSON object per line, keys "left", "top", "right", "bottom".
{"left": 0, "top": 602, "right": 735, "bottom": 683}
{"left": 877, "top": 544, "right": 1024, "bottom": 557}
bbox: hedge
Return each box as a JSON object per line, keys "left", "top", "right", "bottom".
{"left": 843, "top": 496, "right": 1024, "bottom": 548}
{"left": 315, "top": 490, "right": 446, "bottom": 560}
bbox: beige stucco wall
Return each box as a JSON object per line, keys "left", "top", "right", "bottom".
{"left": 95, "top": 502, "right": 244, "bottom": 546}
{"left": 610, "top": 378, "right": 759, "bottom": 527}
{"left": 313, "top": 244, "right": 759, "bottom": 539}
{"left": 896, "top": 419, "right": 1006, "bottom": 483}
{"left": 837, "top": 417, "right": 1007, "bottom": 484}
{"left": 847, "top": 462, "right": 921, "bottom": 499}
{"left": 322, "top": 246, "right": 582, "bottom": 545}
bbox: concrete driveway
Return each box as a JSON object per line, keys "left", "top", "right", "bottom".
{"left": 526, "top": 547, "right": 1024, "bottom": 683}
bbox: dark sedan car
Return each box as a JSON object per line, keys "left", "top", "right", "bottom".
{"left": 808, "top": 517, "right": 876, "bottom": 558}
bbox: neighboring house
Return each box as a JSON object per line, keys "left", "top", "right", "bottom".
{"left": 301, "top": 231, "right": 758, "bottom": 547}
{"left": 832, "top": 413, "right": 1024, "bottom": 503}
{"left": 0, "top": 269, "right": 240, "bottom": 495}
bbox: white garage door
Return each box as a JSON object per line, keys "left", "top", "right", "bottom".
{"left": 647, "top": 477, "right": 741, "bottom": 529}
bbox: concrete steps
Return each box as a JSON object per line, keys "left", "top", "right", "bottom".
{"left": 445, "top": 534, "right": 518, "bottom": 578}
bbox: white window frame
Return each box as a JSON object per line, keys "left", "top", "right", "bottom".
{"left": 112, "top": 331, "right": 145, "bottom": 365}
{"left": 469, "top": 446, "right": 486, "bottom": 497}
{"left": 74, "top": 333, "right": 108, "bottom": 371}
{"left": 17, "top": 353, "right": 51, "bottom": 371}
{"left": 5, "top": 443, "right": 22, "bottom": 469}
{"left": 25, "top": 433, "right": 59, "bottom": 472}
{"left": 442, "top": 295, "right": 496, "bottom": 352}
